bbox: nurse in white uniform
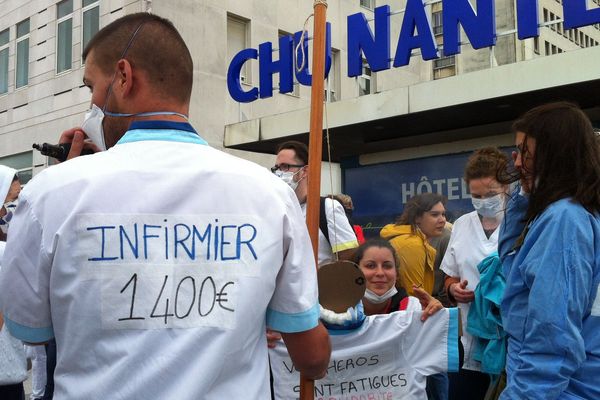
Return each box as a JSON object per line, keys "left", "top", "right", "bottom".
{"left": 440, "top": 147, "right": 509, "bottom": 400}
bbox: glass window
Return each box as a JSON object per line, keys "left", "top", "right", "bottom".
{"left": 57, "top": 0, "right": 73, "bottom": 73}
{"left": 325, "top": 49, "right": 340, "bottom": 102}
{"left": 16, "top": 19, "right": 30, "bottom": 38}
{"left": 358, "top": 59, "right": 373, "bottom": 96}
{"left": 57, "top": 0, "right": 73, "bottom": 19}
{"left": 16, "top": 19, "right": 30, "bottom": 88}
{"left": 432, "top": 11, "right": 443, "bottom": 36}
{"left": 82, "top": 1, "right": 99, "bottom": 51}
{"left": 433, "top": 51, "right": 456, "bottom": 80}
{"left": 360, "top": 0, "right": 375, "bottom": 10}
{"left": 227, "top": 15, "right": 250, "bottom": 84}
{"left": 0, "top": 29, "right": 8, "bottom": 94}
{"left": 0, "top": 151, "right": 34, "bottom": 184}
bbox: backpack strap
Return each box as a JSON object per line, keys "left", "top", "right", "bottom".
{"left": 319, "top": 196, "right": 331, "bottom": 245}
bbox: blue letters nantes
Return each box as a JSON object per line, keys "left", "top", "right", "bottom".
{"left": 227, "top": 0, "right": 600, "bottom": 103}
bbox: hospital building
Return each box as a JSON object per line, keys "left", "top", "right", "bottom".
{"left": 1, "top": 0, "right": 599, "bottom": 231}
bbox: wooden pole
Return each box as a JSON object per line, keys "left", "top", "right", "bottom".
{"left": 301, "top": 1, "right": 328, "bottom": 399}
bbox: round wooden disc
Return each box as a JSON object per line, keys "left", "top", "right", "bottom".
{"left": 317, "top": 260, "right": 366, "bottom": 313}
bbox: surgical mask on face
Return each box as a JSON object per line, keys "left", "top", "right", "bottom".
{"left": 274, "top": 169, "right": 303, "bottom": 191}
{"left": 472, "top": 193, "right": 505, "bottom": 218}
{"left": 0, "top": 200, "right": 18, "bottom": 234}
{"left": 363, "top": 286, "right": 398, "bottom": 304}
{"left": 80, "top": 104, "right": 190, "bottom": 151}
{"left": 81, "top": 104, "right": 107, "bottom": 151}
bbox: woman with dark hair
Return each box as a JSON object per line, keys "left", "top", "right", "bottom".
{"left": 354, "top": 238, "right": 442, "bottom": 318}
{"left": 498, "top": 102, "right": 600, "bottom": 399}
{"left": 441, "top": 147, "right": 509, "bottom": 400}
{"left": 380, "top": 193, "right": 447, "bottom": 297}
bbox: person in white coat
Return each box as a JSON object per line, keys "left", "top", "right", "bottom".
{"left": 440, "top": 147, "right": 509, "bottom": 400}
{"left": 0, "top": 13, "right": 330, "bottom": 400}
{"left": 0, "top": 165, "right": 27, "bottom": 400}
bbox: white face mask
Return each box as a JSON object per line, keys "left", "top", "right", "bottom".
{"left": 0, "top": 199, "right": 18, "bottom": 234}
{"left": 472, "top": 193, "right": 505, "bottom": 218}
{"left": 274, "top": 169, "right": 303, "bottom": 191}
{"left": 80, "top": 104, "right": 190, "bottom": 151}
{"left": 363, "top": 286, "right": 398, "bottom": 304}
{"left": 81, "top": 104, "right": 107, "bottom": 151}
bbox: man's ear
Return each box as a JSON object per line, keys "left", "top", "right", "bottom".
{"left": 300, "top": 165, "right": 309, "bottom": 179}
{"left": 114, "top": 58, "right": 134, "bottom": 98}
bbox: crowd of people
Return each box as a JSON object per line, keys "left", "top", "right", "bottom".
{"left": 0, "top": 11, "right": 599, "bottom": 400}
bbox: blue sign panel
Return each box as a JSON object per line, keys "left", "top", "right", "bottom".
{"left": 343, "top": 151, "right": 507, "bottom": 238}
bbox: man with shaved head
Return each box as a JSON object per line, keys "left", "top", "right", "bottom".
{"left": 0, "top": 12, "right": 329, "bottom": 399}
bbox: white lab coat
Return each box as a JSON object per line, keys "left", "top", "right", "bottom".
{"left": 0, "top": 122, "right": 320, "bottom": 399}
{"left": 440, "top": 211, "right": 499, "bottom": 371}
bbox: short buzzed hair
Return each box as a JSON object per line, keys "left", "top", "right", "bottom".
{"left": 82, "top": 13, "right": 193, "bottom": 104}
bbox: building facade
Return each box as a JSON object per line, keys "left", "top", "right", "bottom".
{"left": 1, "top": 0, "right": 599, "bottom": 229}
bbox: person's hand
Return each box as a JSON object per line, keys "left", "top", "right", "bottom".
{"left": 59, "top": 127, "right": 101, "bottom": 161}
{"left": 449, "top": 280, "right": 475, "bottom": 303}
{"left": 266, "top": 328, "right": 282, "bottom": 349}
{"left": 412, "top": 286, "right": 444, "bottom": 321}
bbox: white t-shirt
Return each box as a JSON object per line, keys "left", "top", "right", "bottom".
{"left": 301, "top": 197, "right": 358, "bottom": 266}
{"left": 440, "top": 211, "right": 499, "bottom": 371}
{"left": 0, "top": 123, "right": 320, "bottom": 399}
{"left": 270, "top": 308, "right": 459, "bottom": 400}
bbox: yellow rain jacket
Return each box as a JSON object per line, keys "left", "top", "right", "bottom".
{"left": 380, "top": 224, "right": 436, "bottom": 296}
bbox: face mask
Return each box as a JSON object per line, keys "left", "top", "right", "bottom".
{"left": 363, "top": 286, "right": 398, "bottom": 304}
{"left": 81, "top": 104, "right": 190, "bottom": 151}
{"left": 81, "top": 104, "right": 107, "bottom": 151}
{"left": 0, "top": 200, "right": 18, "bottom": 234}
{"left": 472, "top": 193, "right": 504, "bottom": 218}
{"left": 274, "top": 169, "right": 303, "bottom": 191}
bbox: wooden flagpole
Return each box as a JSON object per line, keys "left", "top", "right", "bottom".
{"left": 300, "top": 1, "right": 328, "bottom": 399}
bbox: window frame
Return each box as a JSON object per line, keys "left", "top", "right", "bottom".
{"left": 0, "top": 151, "right": 34, "bottom": 184}
{"left": 56, "top": 0, "right": 74, "bottom": 74}
{"left": 81, "top": 0, "right": 100, "bottom": 55}
{"left": 0, "top": 28, "right": 9, "bottom": 95}
{"left": 15, "top": 18, "right": 30, "bottom": 89}
{"left": 227, "top": 15, "right": 251, "bottom": 85}
{"left": 360, "top": 0, "right": 375, "bottom": 10}
{"left": 357, "top": 59, "right": 373, "bottom": 96}
{"left": 324, "top": 49, "right": 340, "bottom": 102}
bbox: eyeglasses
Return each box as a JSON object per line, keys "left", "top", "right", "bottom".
{"left": 271, "top": 163, "right": 305, "bottom": 173}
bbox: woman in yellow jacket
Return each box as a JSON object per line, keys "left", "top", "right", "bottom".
{"left": 380, "top": 193, "right": 447, "bottom": 296}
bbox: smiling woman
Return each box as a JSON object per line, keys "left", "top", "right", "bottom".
{"left": 380, "top": 193, "right": 447, "bottom": 297}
